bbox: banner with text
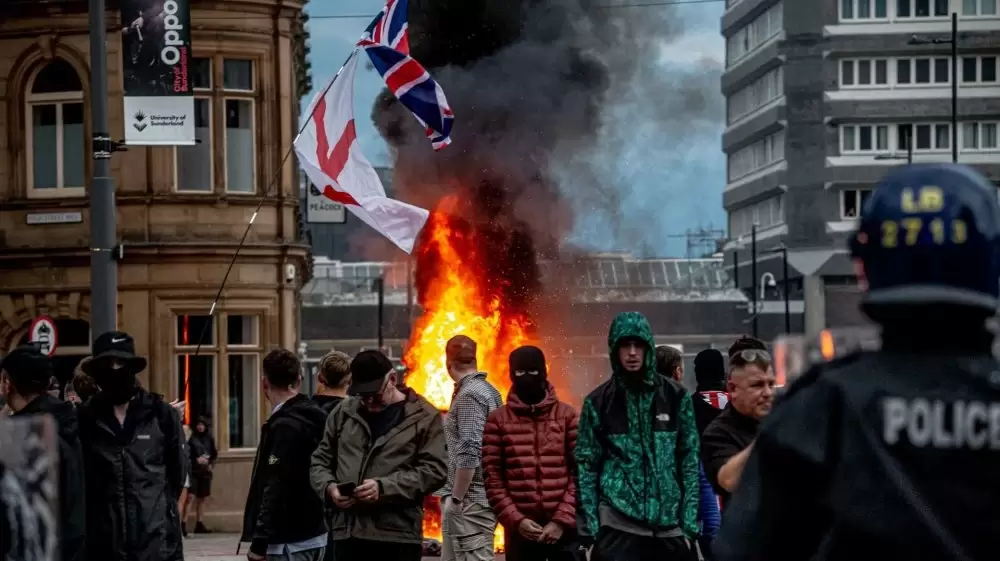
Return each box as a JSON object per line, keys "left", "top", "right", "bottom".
{"left": 120, "top": 0, "right": 195, "bottom": 145}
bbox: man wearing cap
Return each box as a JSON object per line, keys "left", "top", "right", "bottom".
{"left": 1, "top": 344, "right": 86, "bottom": 561}
{"left": 439, "top": 335, "right": 504, "bottom": 561}
{"left": 310, "top": 349, "right": 447, "bottom": 561}
{"left": 77, "top": 331, "right": 187, "bottom": 561}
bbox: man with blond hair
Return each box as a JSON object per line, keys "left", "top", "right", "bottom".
{"left": 313, "top": 350, "right": 352, "bottom": 414}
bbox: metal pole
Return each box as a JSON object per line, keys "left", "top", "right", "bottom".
{"left": 732, "top": 249, "right": 739, "bottom": 289}
{"left": 751, "top": 224, "right": 758, "bottom": 339}
{"left": 88, "top": 0, "right": 118, "bottom": 338}
{"left": 951, "top": 11, "right": 958, "bottom": 164}
{"left": 376, "top": 275, "right": 384, "bottom": 350}
{"left": 782, "top": 248, "right": 791, "bottom": 334}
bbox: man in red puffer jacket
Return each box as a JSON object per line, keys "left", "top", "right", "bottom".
{"left": 482, "top": 346, "right": 581, "bottom": 561}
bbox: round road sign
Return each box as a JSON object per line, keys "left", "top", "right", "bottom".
{"left": 29, "top": 315, "right": 58, "bottom": 357}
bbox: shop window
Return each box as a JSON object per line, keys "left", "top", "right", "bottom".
{"left": 175, "top": 312, "right": 261, "bottom": 450}
{"left": 25, "top": 59, "right": 86, "bottom": 199}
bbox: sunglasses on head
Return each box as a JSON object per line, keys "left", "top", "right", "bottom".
{"left": 730, "top": 349, "right": 771, "bottom": 366}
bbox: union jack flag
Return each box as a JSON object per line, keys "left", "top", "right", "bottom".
{"left": 358, "top": 0, "right": 454, "bottom": 151}
{"left": 360, "top": 0, "right": 410, "bottom": 54}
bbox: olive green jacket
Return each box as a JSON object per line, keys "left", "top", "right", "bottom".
{"left": 309, "top": 390, "right": 448, "bottom": 544}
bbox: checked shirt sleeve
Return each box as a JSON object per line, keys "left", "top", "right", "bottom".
{"left": 451, "top": 392, "right": 490, "bottom": 470}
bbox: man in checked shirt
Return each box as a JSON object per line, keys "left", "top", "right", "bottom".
{"left": 441, "top": 335, "right": 504, "bottom": 561}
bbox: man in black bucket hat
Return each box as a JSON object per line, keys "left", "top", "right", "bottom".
{"left": 78, "top": 331, "right": 188, "bottom": 561}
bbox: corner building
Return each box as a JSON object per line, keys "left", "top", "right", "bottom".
{"left": 0, "top": 0, "right": 310, "bottom": 529}
{"left": 720, "top": 0, "right": 1000, "bottom": 335}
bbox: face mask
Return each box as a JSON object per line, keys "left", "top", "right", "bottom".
{"left": 95, "top": 363, "right": 137, "bottom": 405}
{"left": 512, "top": 371, "right": 547, "bottom": 405}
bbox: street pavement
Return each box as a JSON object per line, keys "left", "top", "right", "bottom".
{"left": 183, "top": 533, "right": 507, "bottom": 561}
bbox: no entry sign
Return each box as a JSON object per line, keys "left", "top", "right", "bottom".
{"left": 29, "top": 315, "right": 58, "bottom": 357}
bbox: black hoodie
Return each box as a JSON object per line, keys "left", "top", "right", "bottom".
{"left": 241, "top": 394, "right": 329, "bottom": 556}
{"left": 13, "top": 394, "right": 86, "bottom": 561}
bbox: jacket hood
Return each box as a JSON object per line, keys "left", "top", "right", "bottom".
{"left": 506, "top": 382, "right": 557, "bottom": 415}
{"left": 607, "top": 311, "right": 657, "bottom": 386}
{"left": 16, "top": 394, "right": 79, "bottom": 444}
{"left": 273, "top": 394, "right": 328, "bottom": 432}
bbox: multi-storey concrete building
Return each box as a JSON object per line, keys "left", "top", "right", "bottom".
{"left": 720, "top": 0, "right": 1000, "bottom": 335}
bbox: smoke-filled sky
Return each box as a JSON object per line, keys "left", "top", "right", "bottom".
{"left": 304, "top": 0, "right": 726, "bottom": 258}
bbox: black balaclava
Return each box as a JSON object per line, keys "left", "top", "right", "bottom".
{"left": 509, "top": 346, "right": 548, "bottom": 405}
{"left": 93, "top": 360, "right": 139, "bottom": 405}
{"left": 694, "top": 349, "right": 726, "bottom": 392}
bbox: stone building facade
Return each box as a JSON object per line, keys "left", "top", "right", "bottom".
{"left": 0, "top": 0, "right": 310, "bottom": 530}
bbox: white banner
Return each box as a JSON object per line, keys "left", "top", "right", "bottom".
{"left": 123, "top": 96, "right": 195, "bottom": 145}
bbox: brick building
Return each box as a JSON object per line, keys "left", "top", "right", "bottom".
{"left": 0, "top": 0, "right": 310, "bottom": 529}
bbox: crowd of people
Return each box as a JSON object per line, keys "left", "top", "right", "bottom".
{"left": 0, "top": 312, "right": 775, "bottom": 561}
{"left": 3, "top": 162, "right": 999, "bottom": 561}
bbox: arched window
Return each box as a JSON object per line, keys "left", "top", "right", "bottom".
{"left": 25, "top": 59, "right": 86, "bottom": 198}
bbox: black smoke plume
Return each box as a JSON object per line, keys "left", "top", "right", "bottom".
{"left": 375, "top": 0, "right": 721, "bottom": 316}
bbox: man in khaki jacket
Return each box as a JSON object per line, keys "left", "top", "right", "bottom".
{"left": 310, "top": 350, "right": 448, "bottom": 561}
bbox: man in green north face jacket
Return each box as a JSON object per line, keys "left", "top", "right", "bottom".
{"left": 575, "top": 311, "right": 700, "bottom": 561}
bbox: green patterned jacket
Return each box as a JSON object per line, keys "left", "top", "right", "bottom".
{"left": 574, "top": 311, "right": 700, "bottom": 538}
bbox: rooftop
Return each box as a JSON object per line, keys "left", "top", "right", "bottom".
{"left": 302, "top": 255, "right": 745, "bottom": 306}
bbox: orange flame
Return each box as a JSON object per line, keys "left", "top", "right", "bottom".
{"left": 406, "top": 201, "right": 529, "bottom": 554}
{"left": 403, "top": 201, "right": 534, "bottom": 409}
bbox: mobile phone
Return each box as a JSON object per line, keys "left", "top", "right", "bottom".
{"left": 336, "top": 482, "right": 357, "bottom": 496}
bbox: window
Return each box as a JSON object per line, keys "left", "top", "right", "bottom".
{"left": 840, "top": 125, "right": 889, "bottom": 153}
{"left": 961, "top": 121, "right": 1000, "bottom": 151}
{"left": 841, "top": 0, "right": 888, "bottom": 19}
{"left": 175, "top": 313, "right": 262, "bottom": 449}
{"left": 840, "top": 59, "right": 888, "bottom": 88}
{"left": 727, "top": 67, "right": 783, "bottom": 124}
{"left": 176, "top": 58, "right": 212, "bottom": 192}
{"left": 726, "top": 2, "right": 783, "bottom": 67}
{"left": 728, "top": 195, "right": 785, "bottom": 238}
{"left": 962, "top": 0, "right": 998, "bottom": 15}
{"left": 841, "top": 189, "right": 872, "bottom": 219}
{"left": 174, "top": 57, "right": 257, "bottom": 194}
{"left": 899, "top": 123, "right": 952, "bottom": 151}
{"left": 962, "top": 56, "right": 999, "bottom": 84}
{"left": 896, "top": 57, "right": 950, "bottom": 85}
{"left": 897, "top": 0, "right": 950, "bottom": 17}
{"left": 727, "top": 130, "right": 785, "bottom": 181}
{"left": 25, "top": 59, "right": 86, "bottom": 198}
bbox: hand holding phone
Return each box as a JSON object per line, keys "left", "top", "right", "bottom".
{"left": 336, "top": 482, "right": 357, "bottom": 497}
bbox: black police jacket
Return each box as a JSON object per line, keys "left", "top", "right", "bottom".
{"left": 78, "top": 390, "right": 187, "bottom": 561}
{"left": 13, "top": 395, "right": 86, "bottom": 561}
{"left": 241, "top": 394, "right": 329, "bottom": 556}
{"left": 716, "top": 350, "right": 1000, "bottom": 561}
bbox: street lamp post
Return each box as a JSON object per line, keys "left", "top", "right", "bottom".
{"left": 771, "top": 245, "right": 791, "bottom": 334}
{"left": 909, "top": 11, "right": 959, "bottom": 163}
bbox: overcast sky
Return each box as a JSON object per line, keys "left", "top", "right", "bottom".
{"left": 303, "top": 0, "right": 727, "bottom": 257}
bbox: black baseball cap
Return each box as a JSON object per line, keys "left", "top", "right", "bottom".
{"left": 82, "top": 331, "right": 147, "bottom": 375}
{"left": 0, "top": 344, "right": 53, "bottom": 393}
{"left": 349, "top": 350, "right": 394, "bottom": 396}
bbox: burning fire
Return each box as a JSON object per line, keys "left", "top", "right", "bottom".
{"left": 405, "top": 198, "right": 534, "bottom": 555}
{"left": 403, "top": 199, "right": 535, "bottom": 408}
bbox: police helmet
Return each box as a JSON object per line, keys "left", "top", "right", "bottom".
{"left": 849, "top": 163, "right": 1000, "bottom": 312}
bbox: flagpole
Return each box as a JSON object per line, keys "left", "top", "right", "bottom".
{"left": 187, "top": 47, "right": 362, "bottom": 370}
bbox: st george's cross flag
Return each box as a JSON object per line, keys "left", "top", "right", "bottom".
{"left": 294, "top": 51, "right": 429, "bottom": 254}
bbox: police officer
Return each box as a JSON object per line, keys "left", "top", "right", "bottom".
{"left": 715, "top": 163, "right": 1000, "bottom": 561}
